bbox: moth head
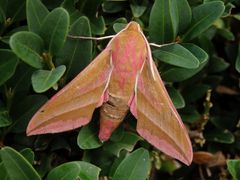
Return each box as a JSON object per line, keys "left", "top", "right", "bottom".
{"left": 126, "top": 21, "right": 142, "bottom": 32}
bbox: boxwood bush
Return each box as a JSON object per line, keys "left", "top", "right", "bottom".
{"left": 0, "top": 0, "right": 240, "bottom": 179}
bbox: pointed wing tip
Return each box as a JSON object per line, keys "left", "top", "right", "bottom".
{"left": 182, "top": 152, "right": 193, "bottom": 166}
{"left": 26, "top": 126, "right": 42, "bottom": 136}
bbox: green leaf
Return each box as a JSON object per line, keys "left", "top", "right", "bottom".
{"left": 26, "top": 0, "right": 49, "bottom": 34}
{"left": 77, "top": 124, "right": 102, "bottom": 149}
{"left": 20, "top": 148, "right": 34, "bottom": 164}
{"left": 47, "top": 161, "right": 101, "bottom": 180}
{"left": 227, "top": 160, "right": 240, "bottom": 180}
{"left": 203, "top": 75, "right": 222, "bottom": 87}
{"left": 102, "top": 1, "right": 126, "bottom": 13}
{"left": 209, "top": 56, "right": 230, "bottom": 73}
{"left": 161, "top": 44, "right": 208, "bottom": 82}
{"left": 0, "top": 5, "right": 6, "bottom": 24}
{"left": 130, "top": 0, "right": 148, "bottom": 18}
{"left": 210, "top": 115, "right": 237, "bottom": 131}
{"left": 57, "top": 16, "right": 92, "bottom": 80}
{"left": 160, "top": 159, "right": 179, "bottom": 174}
{"left": 180, "top": 106, "right": 201, "bottom": 123}
{"left": 109, "top": 153, "right": 126, "bottom": 177}
{"left": 31, "top": 65, "right": 66, "bottom": 93}
{"left": 104, "top": 132, "right": 142, "bottom": 157}
{"left": 10, "top": 95, "right": 48, "bottom": 133}
{"left": 0, "top": 49, "right": 18, "bottom": 86}
{"left": 153, "top": 44, "right": 199, "bottom": 69}
{"left": 204, "top": 129, "right": 235, "bottom": 144}
{"left": 6, "top": 0, "right": 26, "bottom": 23}
{"left": 10, "top": 31, "right": 44, "bottom": 69}
{"left": 113, "top": 148, "right": 150, "bottom": 180}
{"left": 233, "top": 14, "right": 240, "bottom": 21}
{"left": 217, "top": 28, "right": 235, "bottom": 41}
{"left": 222, "top": 2, "right": 235, "bottom": 17}
{"left": 113, "top": 23, "right": 127, "bottom": 33}
{"left": 0, "top": 146, "right": 41, "bottom": 180}
{"left": 6, "top": 63, "right": 34, "bottom": 93}
{"left": 0, "top": 105, "right": 12, "bottom": 127}
{"left": 40, "top": 7, "right": 70, "bottom": 55}
{"left": 182, "top": 1, "right": 225, "bottom": 41}
{"left": 166, "top": 86, "right": 185, "bottom": 109}
{"left": 149, "top": 0, "right": 178, "bottom": 43}
{"left": 236, "top": 44, "right": 240, "bottom": 73}
{"left": 176, "top": 0, "right": 191, "bottom": 33}
{"left": 182, "top": 84, "right": 210, "bottom": 102}
{"left": 77, "top": 0, "right": 105, "bottom": 35}
{"left": 47, "top": 162, "right": 80, "bottom": 180}
{"left": 89, "top": 17, "right": 105, "bottom": 35}
{"left": 0, "top": 162, "right": 8, "bottom": 179}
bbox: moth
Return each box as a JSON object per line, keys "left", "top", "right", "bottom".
{"left": 27, "top": 21, "right": 193, "bottom": 165}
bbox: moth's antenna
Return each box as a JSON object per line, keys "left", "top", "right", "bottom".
{"left": 67, "top": 35, "right": 115, "bottom": 40}
{"left": 149, "top": 42, "right": 177, "bottom": 48}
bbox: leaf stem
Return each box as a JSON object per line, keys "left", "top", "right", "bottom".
{"left": 42, "top": 52, "right": 55, "bottom": 70}
{"left": 202, "top": 89, "right": 213, "bottom": 130}
{"left": 4, "top": 84, "right": 14, "bottom": 111}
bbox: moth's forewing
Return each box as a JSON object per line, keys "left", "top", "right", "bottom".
{"left": 27, "top": 49, "right": 112, "bottom": 135}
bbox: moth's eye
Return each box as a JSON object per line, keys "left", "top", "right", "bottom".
{"left": 40, "top": 110, "right": 45, "bottom": 113}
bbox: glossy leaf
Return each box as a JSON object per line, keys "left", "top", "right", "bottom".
{"left": 0, "top": 106, "right": 12, "bottom": 127}
{"left": 204, "top": 129, "right": 235, "bottom": 144}
{"left": 102, "top": 1, "right": 126, "bottom": 13}
{"left": 109, "top": 153, "right": 126, "bottom": 177}
{"left": 113, "top": 23, "right": 127, "bottom": 33}
{"left": 77, "top": 0, "right": 105, "bottom": 35}
{"left": 0, "top": 49, "right": 18, "bottom": 86}
{"left": 26, "top": 0, "right": 49, "bottom": 34}
{"left": 222, "top": 2, "right": 235, "bottom": 17}
{"left": 130, "top": 0, "right": 148, "bottom": 18}
{"left": 31, "top": 65, "right": 66, "bottom": 93}
{"left": 0, "top": 162, "right": 8, "bottom": 179}
{"left": 57, "top": 16, "right": 92, "bottom": 80}
{"left": 236, "top": 44, "right": 240, "bottom": 73}
{"left": 149, "top": 0, "right": 178, "bottom": 43}
{"left": 11, "top": 95, "right": 48, "bottom": 133}
{"left": 77, "top": 124, "right": 102, "bottom": 149}
{"left": 9, "top": 31, "right": 44, "bottom": 69}
{"left": 89, "top": 17, "right": 105, "bottom": 35}
{"left": 153, "top": 44, "right": 199, "bottom": 69}
{"left": 6, "top": 0, "right": 25, "bottom": 23}
{"left": 20, "top": 148, "right": 34, "bottom": 164}
{"left": 167, "top": 86, "right": 185, "bottom": 109}
{"left": 182, "top": 1, "right": 225, "bottom": 41}
{"left": 104, "top": 132, "right": 142, "bottom": 157}
{"left": 210, "top": 114, "right": 238, "bottom": 130}
{"left": 40, "top": 7, "right": 70, "bottom": 55}
{"left": 113, "top": 148, "right": 150, "bottom": 180}
{"left": 176, "top": 0, "right": 191, "bottom": 33}
{"left": 6, "top": 63, "right": 34, "bottom": 93}
{"left": 209, "top": 56, "right": 230, "bottom": 73}
{"left": 227, "top": 160, "right": 240, "bottom": 180}
{"left": 0, "top": 146, "right": 41, "bottom": 180}
{"left": 162, "top": 43, "right": 208, "bottom": 82}
{"left": 47, "top": 161, "right": 101, "bottom": 180}
{"left": 182, "top": 84, "right": 210, "bottom": 102}
{"left": 217, "top": 28, "right": 235, "bottom": 41}
{"left": 180, "top": 106, "right": 201, "bottom": 123}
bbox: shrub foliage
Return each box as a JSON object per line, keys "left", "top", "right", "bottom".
{"left": 0, "top": 0, "right": 240, "bottom": 179}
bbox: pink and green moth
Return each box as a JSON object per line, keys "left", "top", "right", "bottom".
{"left": 27, "top": 21, "right": 193, "bottom": 165}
